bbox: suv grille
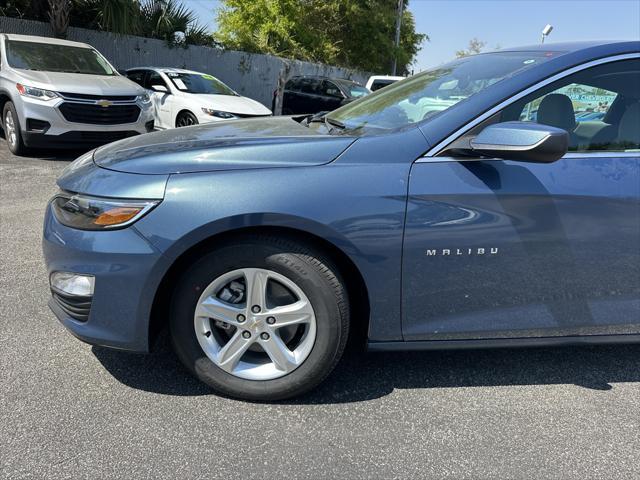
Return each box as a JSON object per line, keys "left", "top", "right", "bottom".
{"left": 59, "top": 103, "right": 141, "bottom": 125}
{"left": 59, "top": 92, "right": 137, "bottom": 101}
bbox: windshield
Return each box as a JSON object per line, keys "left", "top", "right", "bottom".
{"left": 166, "top": 72, "right": 236, "bottom": 95}
{"left": 338, "top": 82, "right": 370, "bottom": 98}
{"left": 327, "top": 51, "right": 558, "bottom": 132}
{"left": 5, "top": 40, "right": 116, "bottom": 75}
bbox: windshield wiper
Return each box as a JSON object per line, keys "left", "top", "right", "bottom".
{"left": 303, "top": 112, "right": 347, "bottom": 133}
{"left": 325, "top": 117, "right": 346, "bottom": 130}
{"left": 306, "top": 111, "right": 328, "bottom": 124}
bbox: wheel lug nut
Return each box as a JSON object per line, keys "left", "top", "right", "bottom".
{"left": 242, "top": 331, "right": 251, "bottom": 339}
{"left": 266, "top": 316, "right": 276, "bottom": 325}
{"left": 251, "top": 305, "right": 261, "bottom": 313}
{"left": 237, "top": 314, "right": 246, "bottom": 323}
{"left": 260, "top": 332, "right": 270, "bottom": 340}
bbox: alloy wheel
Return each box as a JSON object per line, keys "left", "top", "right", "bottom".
{"left": 194, "top": 268, "right": 317, "bottom": 380}
{"left": 177, "top": 114, "right": 197, "bottom": 127}
{"left": 5, "top": 111, "right": 17, "bottom": 148}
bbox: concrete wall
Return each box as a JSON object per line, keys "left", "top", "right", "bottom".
{"left": 0, "top": 16, "right": 371, "bottom": 109}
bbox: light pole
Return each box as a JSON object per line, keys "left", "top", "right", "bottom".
{"left": 541, "top": 24, "right": 553, "bottom": 44}
{"left": 391, "top": 0, "right": 404, "bottom": 75}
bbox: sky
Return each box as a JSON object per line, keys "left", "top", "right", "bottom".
{"left": 184, "top": 0, "right": 640, "bottom": 72}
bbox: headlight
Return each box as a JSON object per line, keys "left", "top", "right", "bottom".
{"left": 202, "top": 108, "right": 236, "bottom": 119}
{"left": 16, "top": 83, "right": 58, "bottom": 101}
{"left": 137, "top": 93, "right": 151, "bottom": 104}
{"left": 51, "top": 192, "right": 159, "bottom": 230}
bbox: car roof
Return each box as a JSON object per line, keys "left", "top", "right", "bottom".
{"left": 126, "top": 66, "right": 207, "bottom": 75}
{"left": 496, "top": 40, "right": 638, "bottom": 54}
{"left": 288, "top": 75, "right": 360, "bottom": 82}
{"left": 2, "top": 33, "right": 93, "bottom": 49}
{"left": 369, "top": 76, "right": 404, "bottom": 81}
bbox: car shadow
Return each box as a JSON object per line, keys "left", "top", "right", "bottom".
{"left": 0, "top": 130, "right": 87, "bottom": 161}
{"left": 92, "top": 335, "right": 640, "bottom": 404}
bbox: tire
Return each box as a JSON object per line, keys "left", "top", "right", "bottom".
{"left": 170, "top": 234, "right": 350, "bottom": 401}
{"left": 3, "top": 102, "right": 27, "bottom": 155}
{"left": 175, "top": 111, "right": 199, "bottom": 128}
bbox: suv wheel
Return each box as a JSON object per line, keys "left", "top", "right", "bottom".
{"left": 175, "top": 111, "right": 198, "bottom": 128}
{"left": 169, "top": 235, "right": 350, "bottom": 401}
{"left": 3, "top": 102, "right": 26, "bottom": 155}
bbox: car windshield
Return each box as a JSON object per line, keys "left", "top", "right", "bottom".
{"left": 5, "top": 40, "right": 116, "bottom": 75}
{"left": 166, "top": 72, "right": 237, "bottom": 95}
{"left": 337, "top": 81, "right": 370, "bottom": 98}
{"left": 326, "top": 51, "right": 559, "bottom": 133}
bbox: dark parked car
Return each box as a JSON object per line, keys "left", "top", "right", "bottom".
{"left": 44, "top": 41, "right": 640, "bottom": 401}
{"left": 279, "top": 76, "right": 370, "bottom": 115}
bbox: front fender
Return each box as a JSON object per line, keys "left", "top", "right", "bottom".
{"left": 134, "top": 159, "right": 414, "bottom": 342}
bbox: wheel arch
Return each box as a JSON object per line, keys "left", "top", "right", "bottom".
{"left": 148, "top": 225, "right": 370, "bottom": 351}
{"left": 175, "top": 109, "right": 196, "bottom": 127}
{"left": 0, "top": 89, "right": 14, "bottom": 120}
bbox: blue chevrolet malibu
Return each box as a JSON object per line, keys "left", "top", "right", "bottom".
{"left": 43, "top": 41, "right": 640, "bottom": 400}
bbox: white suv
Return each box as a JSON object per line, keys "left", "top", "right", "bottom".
{"left": 0, "top": 34, "right": 154, "bottom": 155}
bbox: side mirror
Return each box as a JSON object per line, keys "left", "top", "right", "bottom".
{"left": 470, "top": 121, "right": 568, "bottom": 163}
{"left": 151, "top": 84, "right": 168, "bottom": 93}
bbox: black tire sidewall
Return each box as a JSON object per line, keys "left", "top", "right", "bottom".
{"left": 3, "top": 102, "right": 25, "bottom": 155}
{"left": 170, "top": 238, "right": 348, "bottom": 400}
{"left": 176, "top": 111, "right": 198, "bottom": 128}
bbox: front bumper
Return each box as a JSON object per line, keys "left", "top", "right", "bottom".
{"left": 42, "top": 203, "right": 164, "bottom": 352}
{"left": 17, "top": 95, "right": 154, "bottom": 148}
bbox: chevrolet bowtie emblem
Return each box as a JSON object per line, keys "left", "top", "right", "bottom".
{"left": 97, "top": 99, "right": 112, "bottom": 107}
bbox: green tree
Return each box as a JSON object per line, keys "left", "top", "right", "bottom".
{"left": 48, "top": 0, "right": 71, "bottom": 37}
{"left": 1, "top": 0, "right": 214, "bottom": 46}
{"left": 69, "top": 0, "right": 214, "bottom": 46}
{"left": 214, "top": 0, "right": 427, "bottom": 74}
{"left": 455, "top": 38, "right": 487, "bottom": 58}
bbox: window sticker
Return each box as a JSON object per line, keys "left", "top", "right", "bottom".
{"left": 173, "top": 78, "right": 187, "bottom": 90}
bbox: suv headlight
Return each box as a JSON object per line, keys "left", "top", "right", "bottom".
{"left": 137, "top": 93, "right": 151, "bottom": 104}
{"left": 51, "top": 192, "right": 159, "bottom": 230}
{"left": 202, "top": 108, "right": 236, "bottom": 119}
{"left": 16, "top": 83, "right": 58, "bottom": 101}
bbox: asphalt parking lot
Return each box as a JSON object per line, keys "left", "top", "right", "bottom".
{"left": 1, "top": 138, "right": 640, "bottom": 480}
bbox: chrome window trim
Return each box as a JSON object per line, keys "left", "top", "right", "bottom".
{"left": 419, "top": 53, "right": 640, "bottom": 161}
{"left": 419, "top": 151, "right": 640, "bottom": 164}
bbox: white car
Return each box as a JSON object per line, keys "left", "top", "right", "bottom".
{"left": 125, "top": 67, "right": 272, "bottom": 129}
{"left": 365, "top": 75, "right": 405, "bottom": 92}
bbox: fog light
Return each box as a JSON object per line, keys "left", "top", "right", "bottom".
{"left": 50, "top": 272, "right": 95, "bottom": 297}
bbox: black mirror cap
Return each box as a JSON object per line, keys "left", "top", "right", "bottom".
{"left": 470, "top": 121, "right": 569, "bottom": 163}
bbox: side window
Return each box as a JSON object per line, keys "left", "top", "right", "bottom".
{"left": 285, "top": 78, "right": 299, "bottom": 91}
{"left": 519, "top": 83, "right": 617, "bottom": 123}
{"left": 299, "top": 78, "right": 318, "bottom": 94}
{"left": 371, "top": 80, "right": 395, "bottom": 91}
{"left": 320, "top": 80, "right": 342, "bottom": 98}
{"left": 503, "top": 58, "right": 639, "bottom": 152}
{"left": 146, "top": 71, "right": 168, "bottom": 90}
{"left": 126, "top": 70, "right": 146, "bottom": 88}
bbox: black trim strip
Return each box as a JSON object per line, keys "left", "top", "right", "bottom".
{"left": 368, "top": 334, "right": 640, "bottom": 351}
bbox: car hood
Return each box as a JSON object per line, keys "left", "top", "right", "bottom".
{"left": 93, "top": 116, "right": 356, "bottom": 175}
{"left": 13, "top": 70, "right": 144, "bottom": 96}
{"left": 196, "top": 94, "right": 272, "bottom": 115}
